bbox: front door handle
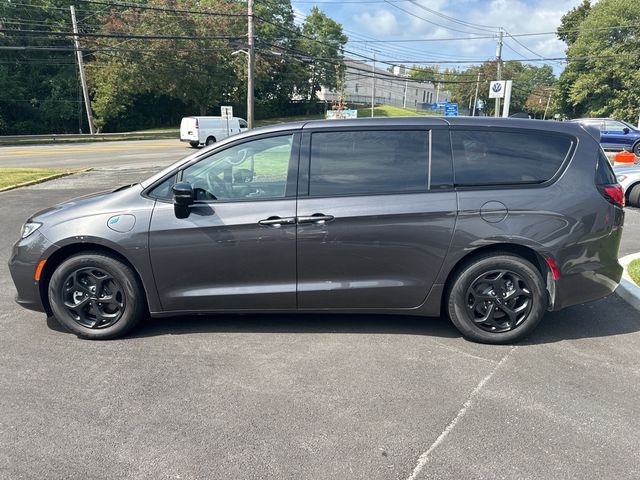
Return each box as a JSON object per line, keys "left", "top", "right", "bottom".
{"left": 297, "top": 213, "right": 335, "bottom": 224}
{"left": 258, "top": 216, "right": 296, "bottom": 227}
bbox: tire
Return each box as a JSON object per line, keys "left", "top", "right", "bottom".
{"left": 633, "top": 141, "right": 640, "bottom": 157}
{"left": 446, "top": 254, "right": 547, "bottom": 344}
{"left": 628, "top": 183, "right": 640, "bottom": 208}
{"left": 48, "top": 252, "right": 146, "bottom": 340}
{"left": 189, "top": 141, "right": 200, "bottom": 148}
{"left": 205, "top": 136, "right": 216, "bottom": 146}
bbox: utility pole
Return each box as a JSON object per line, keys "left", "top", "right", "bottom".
{"left": 435, "top": 82, "right": 440, "bottom": 103}
{"left": 543, "top": 94, "right": 552, "bottom": 120}
{"left": 70, "top": 5, "right": 95, "bottom": 134}
{"left": 247, "top": 0, "right": 255, "bottom": 129}
{"left": 495, "top": 29, "right": 503, "bottom": 118}
{"left": 371, "top": 51, "right": 376, "bottom": 118}
{"left": 472, "top": 72, "right": 480, "bottom": 116}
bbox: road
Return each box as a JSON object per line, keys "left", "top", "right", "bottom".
{"left": 0, "top": 139, "right": 189, "bottom": 169}
{"left": 1, "top": 142, "right": 640, "bottom": 479}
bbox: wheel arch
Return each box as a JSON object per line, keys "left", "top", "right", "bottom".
{"left": 440, "top": 242, "right": 552, "bottom": 314}
{"left": 38, "top": 242, "right": 151, "bottom": 316}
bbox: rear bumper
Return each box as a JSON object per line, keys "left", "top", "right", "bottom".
{"left": 551, "top": 261, "right": 623, "bottom": 310}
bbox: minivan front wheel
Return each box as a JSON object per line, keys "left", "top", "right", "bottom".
{"left": 205, "top": 136, "right": 216, "bottom": 146}
{"left": 48, "top": 252, "right": 146, "bottom": 340}
{"left": 447, "top": 254, "right": 547, "bottom": 344}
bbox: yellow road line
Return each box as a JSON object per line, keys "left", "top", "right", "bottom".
{"left": 0, "top": 142, "right": 186, "bottom": 157}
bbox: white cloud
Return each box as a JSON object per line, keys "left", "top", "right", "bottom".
{"left": 354, "top": 9, "right": 400, "bottom": 36}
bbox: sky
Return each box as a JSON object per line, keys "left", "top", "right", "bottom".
{"left": 291, "top": 0, "right": 585, "bottom": 76}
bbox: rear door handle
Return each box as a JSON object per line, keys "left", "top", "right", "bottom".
{"left": 258, "top": 216, "right": 296, "bottom": 227}
{"left": 297, "top": 213, "right": 335, "bottom": 224}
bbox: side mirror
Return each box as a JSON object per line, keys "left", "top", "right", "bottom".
{"left": 172, "top": 182, "right": 194, "bottom": 219}
{"left": 623, "top": 127, "right": 630, "bottom": 134}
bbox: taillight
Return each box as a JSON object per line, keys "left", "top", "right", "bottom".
{"left": 598, "top": 184, "right": 625, "bottom": 207}
{"left": 195, "top": 118, "right": 199, "bottom": 129}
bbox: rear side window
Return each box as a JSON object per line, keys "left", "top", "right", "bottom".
{"left": 309, "top": 130, "right": 446, "bottom": 197}
{"left": 451, "top": 130, "right": 572, "bottom": 187}
{"left": 595, "top": 150, "right": 616, "bottom": 185}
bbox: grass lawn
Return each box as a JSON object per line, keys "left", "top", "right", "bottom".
{"left": 629, "top": 259, "right": 640, "bottom": 287}
{"left": 0, "top": 168, "right": 79, "bottom": 191}
{"left": 356, "top": 105, "right": 434, "bottom": 118}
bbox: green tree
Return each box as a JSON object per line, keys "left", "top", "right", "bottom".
{"left": 90, "top": 0, "right": 244, "bottom": 130}
{"left": 0, "top": 0, "right": 102, "bottom": 134}
{"left": 298, "top": 7, "right": 348, "bottom": 100}
{"left": 557, "top": 0, "right": 591, "bottom": 47}
{"left": 555, "top": 0, "right": 640, "bottom": 120}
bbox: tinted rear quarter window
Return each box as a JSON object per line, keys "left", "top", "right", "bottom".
{"left": 595, "top": 150, "right": 617, "bottom": 185}
{"left": 308, "top": 129, "right": 452, "bottom": 197}
{"left": 451, "top": 130, "right": 573, "bottom": 186}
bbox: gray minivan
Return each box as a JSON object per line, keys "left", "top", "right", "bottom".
{"left": 9, "top": 118, "right": 625, "bottom": 343}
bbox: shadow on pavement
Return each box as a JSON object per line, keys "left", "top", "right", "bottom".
{"left": 46, "top": 294, "right": 639, "bottom": 344}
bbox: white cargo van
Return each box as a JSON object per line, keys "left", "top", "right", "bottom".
{"left": 180, "top": 116, "right": 248, "bottom": 148}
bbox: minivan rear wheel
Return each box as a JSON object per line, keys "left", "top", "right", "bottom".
{"left": 189, "top": 141, "right": 199, "bottom": 148}
{"left": 48, "top": 252, "right": 146, "bottom": 340}
{"left": 205, "top": 136, "right": 216, "bottom": 146}
{"left": 447, "top": 254, "right": 547, "bottom": 344}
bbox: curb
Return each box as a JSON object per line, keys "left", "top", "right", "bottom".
{"left": 0, "top": 168, "right": 92, "bottom": 193}
{"left": 616, "top": 253, "right": 640, "bottom": 310}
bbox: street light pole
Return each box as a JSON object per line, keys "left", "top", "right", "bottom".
{"left": 371, "top": 51, "right": 376, "bottom": 118}
{"left": 495, "top": 29, "right": 503, "bottom": 118}
{"left": 472, "top": 72, "right": 480, "bottom": 116}
{"left": 247, "top": 0, "right": 255, "bottom": 129}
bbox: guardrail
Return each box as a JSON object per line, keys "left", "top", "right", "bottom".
{"left": 0, "top": 131, "right": 178, "bottom": 145}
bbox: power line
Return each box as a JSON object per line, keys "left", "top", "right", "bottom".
{"left": 75, "top": 0, "right": 245, "bottom": 17}
{"left": 381, "top": 0, "right": 494, "bottom": 35}
{"left": 405, "top": 0, "right": 499, "bottom": 33}
{"left": 0, "top": 28, "right": 245, "bottom": 41}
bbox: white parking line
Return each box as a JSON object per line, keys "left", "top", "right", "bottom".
{"left": 406, "top": 346, "right": 517, "bottom": 480}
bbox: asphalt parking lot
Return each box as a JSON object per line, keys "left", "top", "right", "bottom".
{"left": 1, "top": 141, "right": 640, "bottom": 479}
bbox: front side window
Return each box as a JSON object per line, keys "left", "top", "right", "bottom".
{"left": 604, "top": 120, "right": 625, "bottom": 132}
{"left": 238, "top": 119, "right": 248, "bottom": 129}
{"left": 309, "top": 130, "right": 432, "bottom": 197}
{"left": 451, "top": 130, "right": 572, "bottom": 187}
{"left": 181, "top": 134, "right": 294, "bottom": 201}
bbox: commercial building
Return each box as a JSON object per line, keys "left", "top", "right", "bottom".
{"left": 317, "top": 60, "right": 451, "bottom": 109}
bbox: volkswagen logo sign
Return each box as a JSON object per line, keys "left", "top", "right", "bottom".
{"left": 492, "top": 83, "right": 503, "bottom": 93}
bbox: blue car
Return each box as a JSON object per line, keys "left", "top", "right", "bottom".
{"left": 569, "top": 118, "right": 640, "bottom": 155}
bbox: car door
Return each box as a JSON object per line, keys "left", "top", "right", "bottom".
{"left": 602, "top": 120, "right": 630, "bottom": 149}
{"left": 296, "top": 126, "right": 457, "bottom": 310}
{"left": 148, "top": 132, "right": 300, "bottom": 312}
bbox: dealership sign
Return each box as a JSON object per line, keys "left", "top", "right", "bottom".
{"left": 489, "top": 81, "right": 506, "bottom": 99}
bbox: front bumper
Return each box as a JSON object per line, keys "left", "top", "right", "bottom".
{"left": 8, "top": 231, "right": 53, "bottom": 313}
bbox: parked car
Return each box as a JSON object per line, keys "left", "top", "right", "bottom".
{"left": 568, "top": 118, "right": 640, "bottom": 155}
{"left": 615, "top": 163, "right": 640, "bottom": 207}
{"left": 9, "top": 118, "right": 625, "bottom": 344}
{"left": 180, "top": 116, "right": 248, "bottom": 148}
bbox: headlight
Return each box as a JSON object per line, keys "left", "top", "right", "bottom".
{"left": 20, "top": 222, "right": 42, "bottom": 239}
{"left": 617, "top": 175, "right": 627, "bottom": 182}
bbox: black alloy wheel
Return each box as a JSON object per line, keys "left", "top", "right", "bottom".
{"left": 48, "top": 252, "right": 146, "bottom": 339}
{"left": 465, "top": 269, "right": 532, "bottom": 333}
{"left": 447, "top": 253, "right": 547, "bottom": 344}
{"left": 61, "top": 267, "right": 125, "bottom": 329}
